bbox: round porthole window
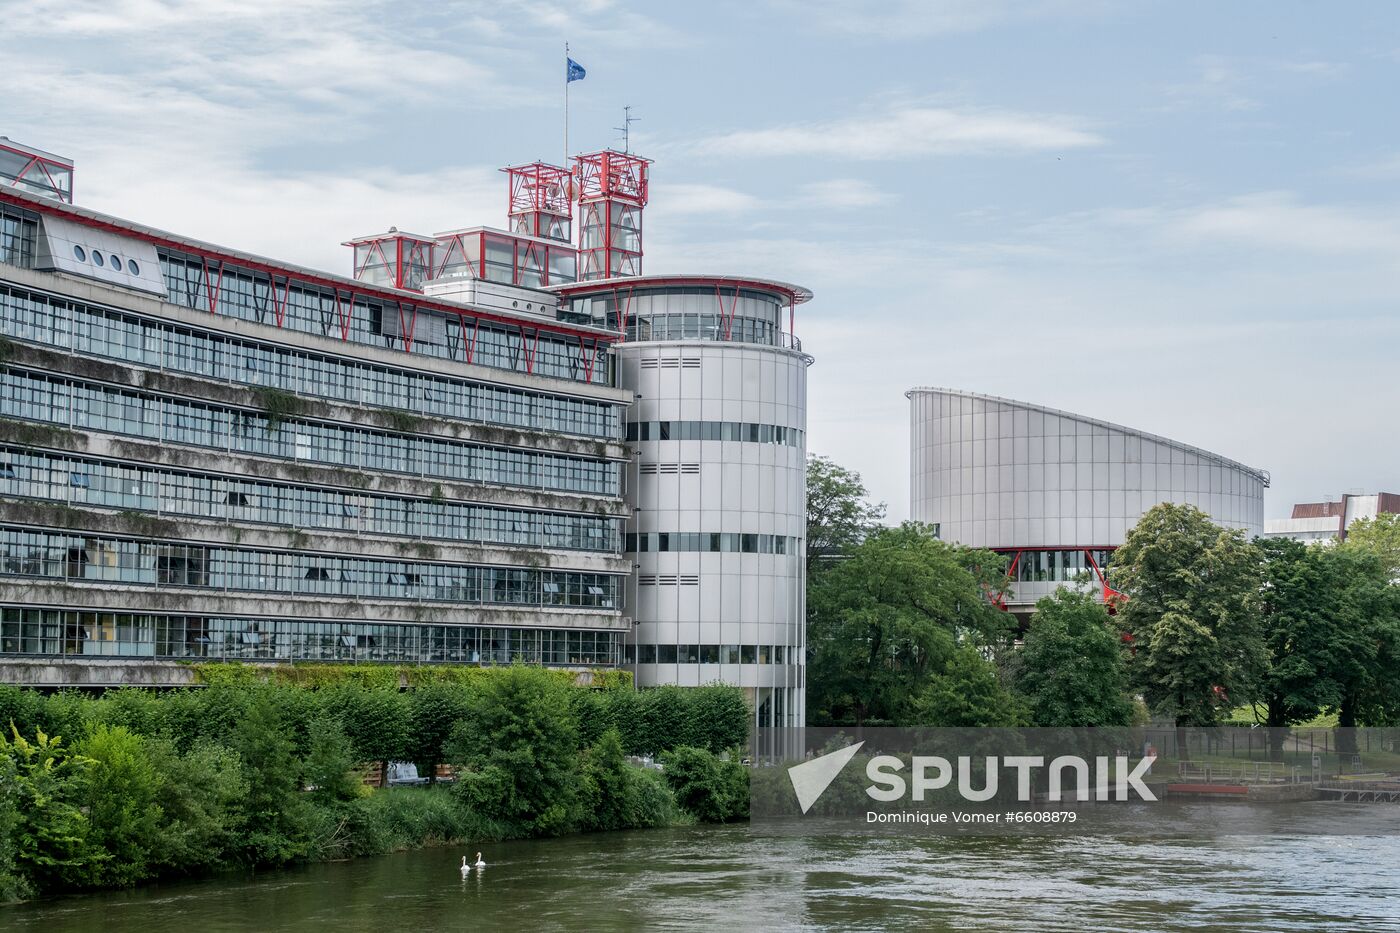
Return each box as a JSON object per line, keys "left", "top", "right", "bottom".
{"left": 92, "top": 251, "right": 105, "bottom": 268}
{"left": 73, "top": 245, "right": 87, "bottom": 262}
{"left": 128, "top": 259, "right": 140, "bottom": 276}
{"left": 110, "top": 256, "right": 124, "bottom": 272}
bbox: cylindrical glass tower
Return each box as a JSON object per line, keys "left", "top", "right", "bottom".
{"left": 555, "top": 275, "right": 812, "bottom": 729}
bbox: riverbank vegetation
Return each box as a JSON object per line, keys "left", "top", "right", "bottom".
{"left": 805, "top": 458, "right": 1400, "bottom": 738}
{"left": 0, "top": 667, "right": 750, "bottom": 904}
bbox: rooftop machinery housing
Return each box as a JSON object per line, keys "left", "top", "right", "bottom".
{"left": 0, "top": 140, "right": 813, "bottom": 711}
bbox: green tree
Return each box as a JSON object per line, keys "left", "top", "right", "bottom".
{"left": 806, "top": 454, "right": 887, "bottom": 569}
{"left": 0, "top": 746, "right": 30, "bottom": 902}
{"left": 1110, "top": 503, "right": 1264, "bottom": 741}
{"left": 807, "top": 522, "right": 1011, "bottom": 725}
{"left": 1325, "top": 542, "right": 1400, "bottom": 737}
{"left": 906, "top": 646, "right": 1025, "bottom": 727}
{"left": 1344, "top": 513, "right": 1400, "bottom": 579}
{"left": 230, "top": 693, "right": 313, "bottom": 865}
{"left": 2, "top": 726, "right": 100, "bottom": 892}
{"left": 303, "top": 717, "right": 360, "bottom": 805}
{"left": 75, "top": 725, "right": 164, "bottom": 888}
{"left": 145, "top": 739, "right": 248, "bottom": 876}
{"left": 444, "top": 665, "right": 581, "bottom": 836}
{"left": 1015, "top": 588, "right": 1133, "bottom": 727}
{"left": 405, "top": 682, "right": 468, "bottom": 784}
{"left": 318, "top": 684, "right": 410, "bottom": 770}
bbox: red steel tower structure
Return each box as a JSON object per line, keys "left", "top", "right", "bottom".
{"left": 573, "top": 150, "right": 650, "bottom": 281}
{"left": 502, "top": 161, "right": 574, "bottom": 242}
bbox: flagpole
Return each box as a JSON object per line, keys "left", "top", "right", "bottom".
{"left": 564, "top": 42, "right": 570, "bottom": 166}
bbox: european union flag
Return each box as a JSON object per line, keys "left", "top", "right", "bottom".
{"left": 567, "top": 58, "right": 586, "bottom": 83}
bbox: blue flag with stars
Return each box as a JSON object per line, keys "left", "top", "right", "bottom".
{"left": 567, "top": 58, "right": 586, "bottom": 82}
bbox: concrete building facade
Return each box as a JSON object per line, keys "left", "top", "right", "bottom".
{"left": 0, "top": 147, "right": 634, "bottom": 673}
{"left": 555, "top": 278, "right": 812, "bottom": 728}
{"left": 908, "top": 387, "right": 1268, "bottom": 616}
{"left": 1264, "top": 492, "right": 1400, "bottom": 544}
{"left": 0, "top": 140, "right": 814, "bottom": 713}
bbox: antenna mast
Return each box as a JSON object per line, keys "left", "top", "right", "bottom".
{"left": 614, "top": 105, "right": 639, "bottom": 153}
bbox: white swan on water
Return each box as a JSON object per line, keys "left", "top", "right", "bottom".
{"left": 474, "top": 852, "right": 487, "bottom": 869}
{"left": 459, "top": 856, "right": 470, "bottom": 877}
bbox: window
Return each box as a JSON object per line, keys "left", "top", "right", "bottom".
{"left": 110, "top": 256, "right": 125, "bottom": 273}
{"left": 128, "top": 260, "right": 140, "bottom": 276}
{"left": 225, "top": 491, "right": 252, "bottom": 507}
{"left": 73, "top": 245, "right": 86, "bottom": 262}
{"left": 69, "top": 472, "right": 90, "bottom": 488}
{"left": 92, "top": 251, "right": 105, "bottom": 268}
{"left": 0, "top": 464, "right": 14, "bottom": 479}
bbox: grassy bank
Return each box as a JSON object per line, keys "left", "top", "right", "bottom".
{"left": 0, "top": 665, "right": 750, "bottom": 904}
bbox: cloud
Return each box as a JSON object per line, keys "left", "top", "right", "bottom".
{"left": 1161, "top": 56, "right": 1259, "bottom": 112}
{"left": 651, "top": 183, "right": 762, "bottom": 216}
{"left": 799, "top": 179, "right": 892, "bottom": 209}
{"left": 1167, "top": 192, "right": 1400, "bottom": 255}
{"left": 771, "top": 0, "right": 1120, "bottom": 40}
{"left": 688, "top": 105, "right": 1104, "bottom": 160}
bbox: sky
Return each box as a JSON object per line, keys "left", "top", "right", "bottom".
{"left": 3, "top": 0, "right": 1398, "bottom": 521}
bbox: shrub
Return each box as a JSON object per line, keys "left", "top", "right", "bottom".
{"left": 660, "top": 746, "right": 749, "bottom": 823}
{"left": 446, "top": 665, "right": 581, "bottom": 836}
{"left": 75, "top": 725, "right": 164, "bottom": 887}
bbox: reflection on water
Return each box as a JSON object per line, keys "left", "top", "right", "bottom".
{"left": 7, "top": 805, "right": 1400, "bottom": 932}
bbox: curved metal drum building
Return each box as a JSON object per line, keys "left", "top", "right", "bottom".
{"left": 556, "top": 276, "right": 813, "bottom": 730}
{"left": 907, "top": 388, "right": 1268, "bottom": 619}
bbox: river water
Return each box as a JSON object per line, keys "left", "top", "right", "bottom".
{"left": 7, "top": 806, "right": 1400, "bottom": 932}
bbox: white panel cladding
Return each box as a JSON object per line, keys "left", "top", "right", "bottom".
{"left": 621, "top": 340, "right": 808, "bottom": 726}
{"left": 909, "top": 388, "right": 1267, "bottom": 550}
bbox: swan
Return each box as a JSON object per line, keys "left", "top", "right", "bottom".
{"left": 460, "top": 855, "right": 470, "bottom": 877}
{"left": 474, "top": 852, "right": 486, "bottom": 869}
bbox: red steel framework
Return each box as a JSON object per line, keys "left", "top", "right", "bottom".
{"left": 573, "top": 150, "right": 650, "bottom": 282}
{"left": 430, "top": 228, "right": 577, "bottom": 289}
{"left": 502, "top": 162, "right": 574, "bottom": 242}
{"left": 0, "top": 140, "right": 73, "bottom": 203}
{"left": 0, "top": 187, "right": 617, "bottom": 382}
{"left": 343, "top": 230, "right": 437, "bottom": 292}
{"left": 990, "top": 546, "right": 1124, "bottom": 612}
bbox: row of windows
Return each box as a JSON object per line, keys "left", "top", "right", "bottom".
{"left": 0, "top": 209, "right": 36, "bottom": 268}
{"left": 0, "top": 606, "right": 620, "bottom": 666}
{"left": 70, "top": 244, "right": 140, "bottom": 276}
{"left": 0, "top": 446, "right": 622, "bottom": 553}
{"left": 568, "top": 288, "right": 791, "bottom": 349}
{"left": 0, "top": 527, "right": 624, "bottom": 609}
{"left": 159, "top": 253, "right": 612, "bottom": 386}
{"left": 0, "top": 282, "right": 622, "bottom": 439}
{"left": 1, "top": 367, "right": 621, "bottom": 497}
{"left": 626, "top": 643, "right": 794, "bottom": 664}
{"left": 626, "top": 314, "right": 779, "bottom": 346}
{"left": 1003, "top": 548, "right": 1114, "bottom": 584}
{"left": 626, "top": 420, "right": 804, "bottom": 446}
{"left": 624, "top": 533, "right": 797, "bottom": 555}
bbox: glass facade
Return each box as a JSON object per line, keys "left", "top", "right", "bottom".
{"left": 0, "top": 281, "right": 622, "bottom": 439}
{"left": 628, "top": 643, "right": 789, "bottom": 665}
{"left": 625, "top": 532, "right": 796, "bottom": 554}
{"left": 0, "top": 446, "right": 622, "bottom": 553}
{"left": 568, "top": 287, "right": 795, "bottom": 348}
{"left": 0, "top": 207, "right": 36, "bottom": 268}
{"left": 1004, "top": 548, "right": 1113, "bottom": 584}
{"left": 159, "top": 252, "right": 611, "bottom": 385}
{"left": 0, "top": 525, "right": 623, "bottom": 609}
{"left": 0, "top": 606, "right": 620, "bottom": 665}
{"left": 1, "top": 366, "right": 621, "bottom": 496}
{"left": 627, "top": 420, "right": 803, "bottom": 446}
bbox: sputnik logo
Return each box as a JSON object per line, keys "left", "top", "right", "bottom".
{"left": 788, "top": 741, "right": 864, "bottom": 814}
